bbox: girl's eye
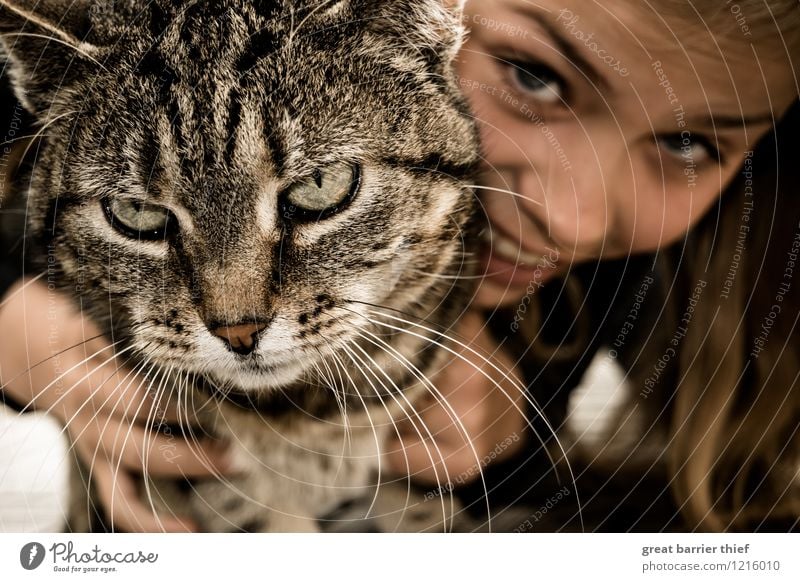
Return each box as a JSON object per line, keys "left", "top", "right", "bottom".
{"left": 103, "top": 197, "right": 176, "bottom": 241}
{"left": 658, "top": 134, "right": 721, "bottom": 165}
{"left": 506, "top": 59, "right": 565, "bottom": 104}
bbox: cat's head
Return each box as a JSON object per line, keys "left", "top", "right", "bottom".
{"left": 1, "top": 0, "right": 479, "bottom": 392}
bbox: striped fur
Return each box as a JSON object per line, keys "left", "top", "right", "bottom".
{"left": 2, "top": 0, "right": 480, "bottom": 531}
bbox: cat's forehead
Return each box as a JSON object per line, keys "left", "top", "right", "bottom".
{"left": 109, "top": 1, "right": 421, "bottom": 106}
{"left": 104, "top": 0, "right": 392, "bottom": 43}
{"left": 68, "top": 0, "right": 471, "bottom": 200}
{"left": 125, "top": 1, "right": 340, "bottom": 66}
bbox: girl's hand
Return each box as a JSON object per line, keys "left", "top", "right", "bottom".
{"left": 0, "top": 279, "right": 230, "bottom": 532}
{"left": 384, "top": 310, "right": 527, "bottom": 487}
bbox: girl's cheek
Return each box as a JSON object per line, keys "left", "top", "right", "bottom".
{"left": 625, "top": 172, "right": 721, "bottom": 255}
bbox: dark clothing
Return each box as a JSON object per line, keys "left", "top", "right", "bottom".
{"left": 0, "top": 66, "right": 33, "bottom": 413}
{"left": 455, "top": 255, "right": 685, "bottom": 531}
{"left": 0, "top": 62, "right": 30, "bottom": 300}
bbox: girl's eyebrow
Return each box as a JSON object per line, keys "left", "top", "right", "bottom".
{"left": 504, "top": 3, "right": 778, "bottom": 131}
{"left": 690, "top": 112, "right": 775, "bottom": 129}
{"left": 508, "top": 5, "right": 612, "bottom": 94}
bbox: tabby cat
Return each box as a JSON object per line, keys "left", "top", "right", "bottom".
{"left": 0, "top": 0, "right": 484, "bottom": 531}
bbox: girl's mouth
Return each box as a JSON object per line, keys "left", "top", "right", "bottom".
{"left": 479, "top": 226, "right": 561, "bottom": 288}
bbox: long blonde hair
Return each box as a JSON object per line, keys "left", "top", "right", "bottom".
{"left": 648, "top": 0, "right": 800, "bottom": 532}
{"left": 665, "top": 102, "right": 800, "bottom": 531}
{"left": 518, "top": 1, "right": 800, "bottom": 531}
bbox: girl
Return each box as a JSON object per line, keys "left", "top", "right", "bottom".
{"left": 384, "top": 0, "right": 800, "bottom": 531}
{"left": 2, "top": 0, "right": 799, "bottom": 532}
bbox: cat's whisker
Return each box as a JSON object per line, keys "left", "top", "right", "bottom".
{"left": 339, "top": 344, "right": 426, "bottom": 531}
{"left": 354, "top": 329, "right": 468, "bottom": 531}
{"left": 162, "top": 370, "right": 196, "bottom": 527}
{"left": 344, "top": 338, "right": 456, "bottom": 532}
{"left": 59, "top": 355, "right": 154, "bottom": 463}
{"left": 123, "top": 363, "right": 197, "bottom": 533}
{"left": 326, "top": 338, "right": 369, "bottom": 468}
{"left": 101, "top": 365, "right": 159, "bottom": 533}
{"left": 92, "top": 360, "right": 159, "bottom": 531}
{"left": 150, "top": 369, "right": 192, "bottom": 532}
{"left": 18, "top": 109, "right": 78, "bottom": 162}
{"left": 330, "top": 353, "right": 359, "bottom": 474}
{"left": 140, "top": 363, "right": 176, "bottom": 532}
{"left": 175, "top": 375, "right": 251, "bottom": 517}
{"left": 314, "top": 339, "right": 354, "bottom": 452}
{"left": 337, "top": 342, "right": 407, "bottom": 527}
{"left": 5, "top": 329, "right": 136, "bottom": 414}
{"left": 46, "top": 351, "right": 154, "bottom": 531}
{"left": 76, "top": 355, "right": 157, "bottom": 532}
{"left": 0, "top": 271, "right": 47, "bottom": 308}
{"left": 138, "top": 369, "right": 167, "bottom": 530}
{"left": 178, "top": 370, "right": 198, "bottom": 441}
{"left": 354, "top": 304, "right": 545, "bottom": 422}
{"left": 309, "top": 348, "right": 347, "bottom": 429}
{"left": 357, "top": 306, "right": 584, "bottom": 531}
{"left": 180, "top": 373, "right": 214, "bottom": 485}
{"left": 359, "top": 307, "right": 552, "bottom": 446}
{"left": 177, "top": 370, "right": 191, "bottom": 436}
{"left": 463, "top": 184, "right": 545, "bottom": 206}
{"left": 186, "top": 376, "right": 218, "bottom": 418}
{"left": 58, "top": 349, "right": 155, "bottom": 464}
{"left": 0, "top": 30, "right": 107, "bottom": 70}
{"left": 312, "top": 354, "right": 357, "bottom": 477}
{"left": 195, "top": 374, "right": 300, "bottom": 509}
{"left": 301, "top": 353, "right": 353, "bottom": 477}
{"left": 4, "top": 323, "right": 152, "bottom": 396}
{"left": 33, "top": 341, "right": 140, "bottom": 422}
{"left": 407, "top": 268, "right": 487, "bottom": 281}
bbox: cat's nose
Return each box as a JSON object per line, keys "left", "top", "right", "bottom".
{"left": 211, "top": 323, "right": 267, "bottom": 356}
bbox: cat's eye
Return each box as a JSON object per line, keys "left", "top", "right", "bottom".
{"left": 281, "top": 163, "right": 361, "bottom": 222}
{"left": 506, "top": 59, "right": 565, "bottom": 104}
{"left": 103, "top": 197, "right": 176, "bottom": 241}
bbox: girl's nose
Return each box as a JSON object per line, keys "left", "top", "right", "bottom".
{"left": 516, "top": 167, "right": 613, "bottom": 260}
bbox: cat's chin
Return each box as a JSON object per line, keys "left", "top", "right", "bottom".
{"left": 206, "top": 360, "right": 308, "bottom": 392}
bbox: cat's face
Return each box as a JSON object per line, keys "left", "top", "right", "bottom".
{"left": 2, "top": 0, "right": 478, "bottom": 391}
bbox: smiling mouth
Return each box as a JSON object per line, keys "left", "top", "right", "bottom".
{"left": 482, "top": 226, "right": 558, "bottom": 268}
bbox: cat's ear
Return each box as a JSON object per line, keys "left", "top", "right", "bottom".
{"left": 442, "top": 0, "right": 466, "bottom": 10}
{"left": 0, "top": 0, "right": 102, "bottom": 115}
{"left": 431, "top": 0, "right": 468, "bottom": 60}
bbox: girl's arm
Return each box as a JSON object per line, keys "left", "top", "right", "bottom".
{"left": 384, "top": 310, "right": 527, "bottom": 486}
{"left": 0, "top": 279, "right": 233, "bottom": 531}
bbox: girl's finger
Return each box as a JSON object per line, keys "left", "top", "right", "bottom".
{"left": 385, "top": 430, "right": 468, "bottom": 486}
{"left": 91, "top": 459, "right": 197, "bottom": 533}
{"left": 63, "top": 354, "right": 184, "bottom": 425}
{"left": 72, "top": 413, "right": 230, "bottom": 478}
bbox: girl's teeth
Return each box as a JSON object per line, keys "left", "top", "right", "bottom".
{"left": 484, "top": 228, "right": 547, "bottom": 266}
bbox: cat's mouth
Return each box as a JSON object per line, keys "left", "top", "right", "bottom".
{"left": 199, "top": 375, "right": 310, "bottom": 412}
{"left": 205, "top": 354, "right": 313, "bottom": 392}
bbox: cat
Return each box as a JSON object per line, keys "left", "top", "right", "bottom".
{"left": 0, "top": 0, "right": 485, "bottom": 532}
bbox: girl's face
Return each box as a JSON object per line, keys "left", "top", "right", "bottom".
{"left": 459, "top": 0, "right": 797, "bottom": 307}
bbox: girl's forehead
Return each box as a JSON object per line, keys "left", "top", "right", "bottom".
{"left": 473, "top": 0, "right": 796, "bottom": 121}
